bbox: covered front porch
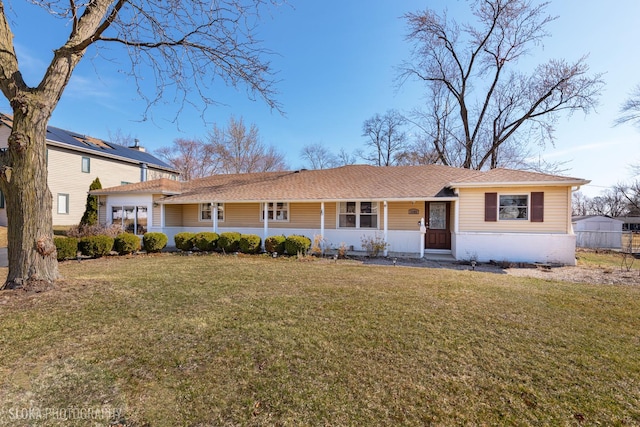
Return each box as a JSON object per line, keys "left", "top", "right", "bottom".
{"left": 153, "top": 198, "right": 458, "bottom": 258}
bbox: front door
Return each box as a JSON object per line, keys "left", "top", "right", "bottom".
{"left": 425, "top": 201, "right": 451, "bottom": 250}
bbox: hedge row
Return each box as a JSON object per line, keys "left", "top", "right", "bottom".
{"left": 54, "top": 231, "right": 168, "bottom": 261}
{"left": 173, "top": 232, "right": 311, "bottom": 255}
{"left": 54, "top": 231, "right": 313, "bottom": 261}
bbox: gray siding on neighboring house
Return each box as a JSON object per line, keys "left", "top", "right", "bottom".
{"left": 572, "top": 216, "right": 623, "bottom": 249}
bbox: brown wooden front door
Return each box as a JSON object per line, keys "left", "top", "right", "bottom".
{"left": 425, "top": 201, "right": 451, "bottom": 250}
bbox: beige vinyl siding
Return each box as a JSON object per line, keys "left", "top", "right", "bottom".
{"left": 98, "top": 196, "right": 107, "bottom": 224}
{"left": 223, "top": 203, "right": 261, "bottom": 228}
{"left": 458, "top": 186, "right": 571, "bottom": 233}
{"left": 268, "top": 203, "right": 321, "bottom": 229}
{"left": 152, "top": 196, "right": 163, "bottom": 227}
{"left": 387, "top": 202, "right": 424, "bottom": 231}
{"left": 179, "top": 204, "right": 201, "bottom": 227}
{"left": 324, "top": 203, "right": 337, "bottom": 230}
{"left": 164, "top": 205, "right": 183, "bottom": 227}
{"left": 48, "top": 147, "right": 143, "bottom": 225}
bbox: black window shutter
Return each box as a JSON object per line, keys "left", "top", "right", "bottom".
{"left": 485, "top": 192, "right": 497, "bottom": 222}
{"left": 531, "top": 192, "right": 544, "bottom": 222}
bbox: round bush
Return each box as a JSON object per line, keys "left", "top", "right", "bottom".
{"left": 143, "top": 232, "right": 168, "bottom": 253}
{"left": 54, "top": 236, "right": 78, "bottom": 261}
{"left": 113, "top": 233, "right": 141, "bottom": 255}
{"left": 218, "top": 232, "right": 241, "bottom": 253}
{"left": 285, "top": 235, "right": 311, "bottom": 256}
{"left": 78, "top": 235, "right": 114, "bottom": 258}
{"left": 239, "top": 234, "right": 262, "bottom": 254}
{"left": 265, "top": 235, "right": 286, "bottom": 254}
{"left": 194, "top": 232, "right": 219, "bottom": 251}
{"left": 174, "top": 232, "right": 196, "bottom": 251}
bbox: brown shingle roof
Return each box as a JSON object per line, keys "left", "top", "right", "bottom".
{"left": 138, "top": 165, "right": 587, "bottom": 204}
{"left": 91, "top": 178, "right": 183, "bottom": 195}
{"left": 94, "top": 165, "right": 589, "bottom": 202}
{"left": 449, "top": 167, "right": 589, "bottom": 186}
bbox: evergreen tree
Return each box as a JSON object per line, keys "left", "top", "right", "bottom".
{"left": 80, "top": 178, "right": 102, "bottom": 226}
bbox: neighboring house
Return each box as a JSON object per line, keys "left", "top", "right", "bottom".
{"left": 618, "top": 216, "right": 640, "bottom": 232}
{"left": 92, "top": 164, "right": 589, "bottom": 264}
{"left": 0, "top": 114, "right": 180, "bottom": 226}
{"left": 572, "top": 215, "right": 623, "bottom": 249}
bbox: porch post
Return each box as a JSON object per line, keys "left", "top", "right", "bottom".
{"left": 320, "top": 201, "right": 325, "bottom": 252}
{"left": 160, "top": 203, "right": 165, "bottom": 228}
{"left": 212, "top": 202, "right": 218, "bottom": 233}
{"left": 383, "top": 201, "right": 389, "bottom": 257}
{"left": 263, "top": 202, "right": 269, "bottom": 251}
{"left": 420, "top": 217, "right": 426, "bottom": 258}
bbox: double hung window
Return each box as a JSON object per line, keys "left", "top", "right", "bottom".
{"left": 338, "top": 201, "right": 378, "bottom": 228}
{"left": 200, "top": 203, "right": 225, "bottom": 221}
{"left": 262, "top": 202, "right": 289, "bottom": 221}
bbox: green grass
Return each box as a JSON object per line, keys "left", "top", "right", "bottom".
{"left": 0, "top": 254, "right": 639, "bottom": 426}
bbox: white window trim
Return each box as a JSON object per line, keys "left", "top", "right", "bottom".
{"left": 337, "top": 201, "right": 380, "bottom": 229}
{"left": 57, "top": 193, "right": 69, "bottom": 215}
{"left": 498, "top": 193, "right": 529, "bottom": 221}
{"left": 199, "top": 202, "right": 224, "bottom": 222}
{"left": 81, "top": 156, "right": 90, "bottom": 173}
{"left": 261, "top": 202, "right": 290, "bottom": 222}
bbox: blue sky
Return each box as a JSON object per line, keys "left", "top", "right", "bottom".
{"left": 1, "top": 1, "right": 639, "bottom": 197}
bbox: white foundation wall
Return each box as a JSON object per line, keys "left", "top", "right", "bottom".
{"left": 153, "top": 226, "right": 425, "bottom": 254}
{"left": 453, "top": 232, "right": 577, "bottom": 265}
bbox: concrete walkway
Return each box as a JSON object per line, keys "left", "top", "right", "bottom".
{"left": 0, "top": 247, "right": 6, "bottom": 267}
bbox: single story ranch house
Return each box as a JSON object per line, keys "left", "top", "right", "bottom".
{"left": 91, "top": 164, "right": 590, "bottom": 265}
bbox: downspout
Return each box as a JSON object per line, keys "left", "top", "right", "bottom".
{"left": 453, "top": 188, "right": 460, "bottom": 261}
{"left": 569, "top": 186, "right": 581, "bottom": 234}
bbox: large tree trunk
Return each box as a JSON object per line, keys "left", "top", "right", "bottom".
{"left": 2, "top": 107, "right": 59, "bottom": 289}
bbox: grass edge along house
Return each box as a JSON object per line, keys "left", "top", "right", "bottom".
{"left": 91, "top": 164, "right": 589, "bottom": 265}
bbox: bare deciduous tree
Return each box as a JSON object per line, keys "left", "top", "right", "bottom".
{"left": 399, "top": 0, "right": 604, "bottom": 170}
{"left": 209, "top": 116, "right": 287, "bottom": 174}
{"left": 0, "top": 0, "right": 282, "bottom": 288}
{"left": 155, "top": 138, "right": 218, "bottom": 181}
{"left": 616, "top": 84, "right": 640, "bottom": 128}
{"left": 361, "top": 110, "right": 407, "bottom": 166}
{"left": 300, "top": 143, "right": 337, "bottom": 170}
{"left": 337, "top": 148, "right": 359, "bottom": 166}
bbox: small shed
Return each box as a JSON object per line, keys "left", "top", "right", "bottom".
{"left": 572, "top": 215, "right": 623, "bottom": 249}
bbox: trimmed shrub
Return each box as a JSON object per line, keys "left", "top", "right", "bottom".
{"left": 54, "top": 236, "right": 78, "bottom": 261}
{"left": 174, "top": 232, "right": 196, "bottom": 251}
{"left": 78, "top": 235, "right": 114, "bottom": 258}
{"left": 218, "top": 232, "right": 241, "bottom": 253}
{"left": 194, "top": 232, "right": 219, "bottom": 252}
{"left": 285, "top": 235, "right": 311, "bottom": 256}
{"left": 239, "top": 234, "right": 262, "bottom": 254}
{"left": 113, "top": 233, "right": 141, "bottom": 255}
{"left": 265, "top": 235, "right": 286, "bottom": 254}
{"left": 143, "top": 232, "right": 168, "bottom": 253}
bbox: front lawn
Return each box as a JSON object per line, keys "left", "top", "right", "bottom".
{"left": 0, "top": 254, "right": 639, "bottom": 426}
